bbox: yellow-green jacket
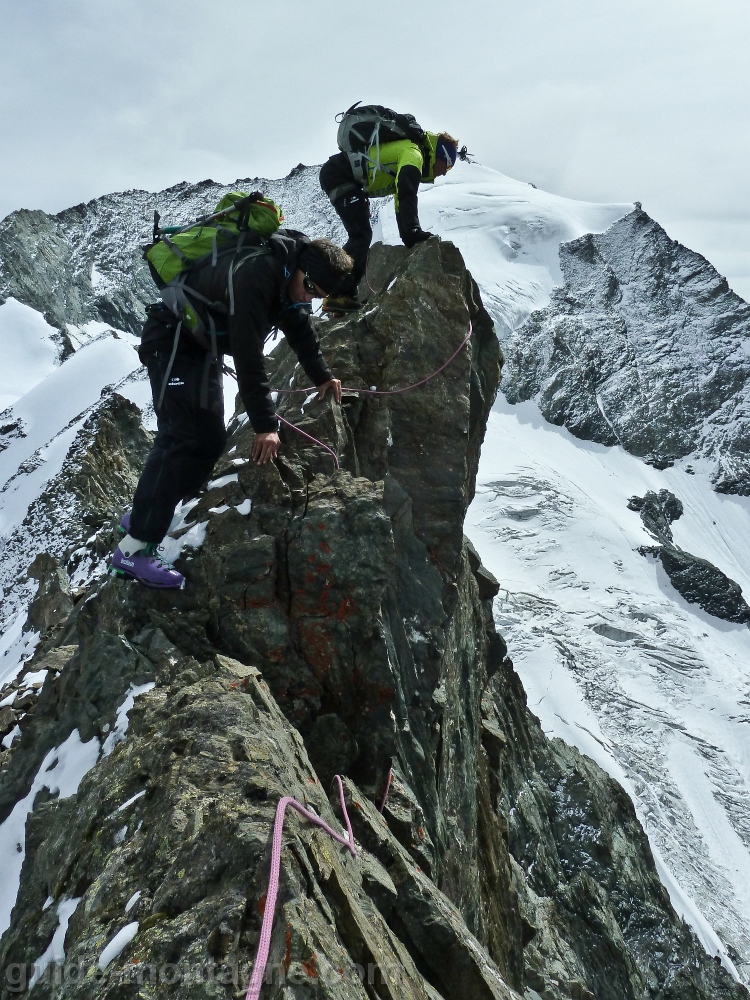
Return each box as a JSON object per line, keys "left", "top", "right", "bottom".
{"left": 364, "top": 132, "right": 440, "bottom": 210}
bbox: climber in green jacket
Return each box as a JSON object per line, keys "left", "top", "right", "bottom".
{"left": 320, "top": 130, "right": 459, "bottom": 309}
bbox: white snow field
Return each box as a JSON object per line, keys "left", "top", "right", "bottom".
{"left": 466, "top": 401, "right": 750, "bottom": 980}
{"left": 384, "top": 162, "right": 750, "bottom": 981}
{"left": 0, "top": 320, "right": 147, "bottom": 681}
{"left": 0, "top": 333, "right": 141, "bottom": 540}
{"left": 379, "top": 161, "right": 632, "bottom": 336}
{"left": 0, "top": 299, "right": 61, "bottom": 411}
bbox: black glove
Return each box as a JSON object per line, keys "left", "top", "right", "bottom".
{"left": 402, "top": 227, "right": 431, "bottom": 248}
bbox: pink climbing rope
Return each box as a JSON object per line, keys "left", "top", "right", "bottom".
{"left": 223, "top": 366, "right": 340, "bottom": 470}
{"left": 276, "top": 413, "right": 340, "bottom": 470}
{"left": 225, "top": 319, "right": 472, "bottom": 469}
{"left": 246, "top": 775, "right": 356, "bottom": 1000}
{"left": 378, "top": 767, "right": 393, "bottom": 813}
{"left": 344, "top": 320, "right": 472, "bottom": 397}
{"left": 275, "top": 320, "right": 473, "bottom": 399}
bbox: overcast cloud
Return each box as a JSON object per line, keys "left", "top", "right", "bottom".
{"left": 2, "top": 0, "right": 749, "bottom": 296}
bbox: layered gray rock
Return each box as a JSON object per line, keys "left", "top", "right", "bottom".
{"left": 501, "top": 207, "right": 750, "bottom": 493}
{"left": 0, "top": 242, "right": 743, "bottom": 1000}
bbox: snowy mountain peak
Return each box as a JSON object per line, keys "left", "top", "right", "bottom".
{"left": 501, "top": 204, "right": 750, "bottom": 492}
{"left": 0, "top": 165, "right": 347, "bottom": 338}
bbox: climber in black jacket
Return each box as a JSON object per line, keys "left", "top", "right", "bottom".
{"left": 112, "top": 234, "right": 353, "bottom": 589}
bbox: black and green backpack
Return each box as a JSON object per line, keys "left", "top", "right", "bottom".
{"left": 336, "top": 102, "right": 425, "bottom": 185}
{"left": 145, "top": 191, "right": 284, "bottom": 287}
{"left": 143, "top": 190, "right": 284, "bottom": 408}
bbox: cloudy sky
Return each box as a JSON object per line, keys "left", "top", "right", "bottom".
{"left": 2, "top": 0, "right": 749, "bottom": 296}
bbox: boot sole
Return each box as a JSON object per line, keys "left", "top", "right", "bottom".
{"left": 109, "top": 567, "right": 185, "bottom": 590}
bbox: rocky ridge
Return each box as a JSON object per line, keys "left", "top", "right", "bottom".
{"left": 0, "top": 165, "right": 351, "bottom": 345}
{"left": 0, "top": 166, "right": 362, "bottom": 648}
{"left": 0, "top": 383, "right": 152, "bottom": 666}
{"left": 500, "top": 206, "right": 750, "bottom": 494}
{"left": 0, "top": 241, "right": 744, "bottom": 1000}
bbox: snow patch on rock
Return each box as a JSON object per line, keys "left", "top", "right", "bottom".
{"left": 28, "top": 896, "right": 82, "bottom": 988}
{"left": 98, "top": 921, "right": 139, "bottom": 970}
{"left": 0, "top": 731, "right": 99, "bottom": 935}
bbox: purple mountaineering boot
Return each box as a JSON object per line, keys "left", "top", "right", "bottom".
{"left": 118, "top": 512, "right": 131, "bottom": 535}
{"left": 110, "top": 542, "right": 185, "bottom": 589}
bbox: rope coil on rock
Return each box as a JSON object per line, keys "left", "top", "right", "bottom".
{"left": 246, "top": 774, "right": 356, "bottom": 1000}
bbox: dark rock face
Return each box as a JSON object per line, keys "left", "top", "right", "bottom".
{"left": 0, "top": 242, "right": 744, "bottom": 1000}
{"left": 627, "top": 489, "right": 684, "bottom": 542}
{"left": 628, "top": 489, "right": 750, "bottom": 623}
{"left": 501, "top": 208, "right": 750, "bottom": 493}
{"left": 491, "top": 662, "right": 745, "bottom": 1000}
{"left": 25, "top": 554, "right": 74, "bottom": 636}
{"left": 0, "top": 416, "right": 25, "bottom": 455}
{"left": 658, "top": 545, "right": 750, "bottom": 621}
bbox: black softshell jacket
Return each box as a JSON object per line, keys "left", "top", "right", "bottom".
{"left": 140, "top": 234, "right": 333, "bottom": 433}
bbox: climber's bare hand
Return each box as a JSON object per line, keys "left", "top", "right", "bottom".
{"left": 252, "top": 431, "right": 280, "bottom": 465}
{"left": 317, "top": 378, "right": 342, "bottom": 404}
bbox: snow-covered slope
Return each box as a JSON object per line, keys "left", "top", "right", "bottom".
{"left": 380, "top": 164, "right": 750, "bottom": 983}
{"left": 0, "top": 323, "right": 150, "bottom": 682}
{"left": 379, "top": 162, "right": 631, "bottom": 334}
{"left": 465, "top": 402, "right": 750, "bottom": 981}
{"left": 0, "top": 299, "right": 61, "bottom": 410}
{"left": 1, "top": 159, "right": 749, "bottom": 984}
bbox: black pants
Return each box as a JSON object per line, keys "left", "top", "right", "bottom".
{"left": 319, "top": 152, "right": 372, "bottom": 288}
{"left": 130, "top": 349, "right": 227, "bottom": 544}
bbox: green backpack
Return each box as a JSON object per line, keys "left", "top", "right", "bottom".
{"left": 144, "top": 192, "right": 285, "bottom": 410}
{"left": 145, "top": 191, "right": 284, "bottom": 285}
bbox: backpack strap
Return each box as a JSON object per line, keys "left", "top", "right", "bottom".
{"left": 352, "top": 124, "right": 405, "bottom": 188}
{"left": 227, "top": 231, "right": 248, "bottom": 316}
{"left": 200, "top": 312, "right": 220, "bottom": 409}
{"left": 156, "top": 320, "right": 183, "bottom": 411}
{"left": 159, "top": 234, "right": 189, "bottom": 263}
{"left": 227, "top": 245, "right": 272, "bottom": 316}
{"left": 199, "top": 352, "right": 214, "bottom": 411}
